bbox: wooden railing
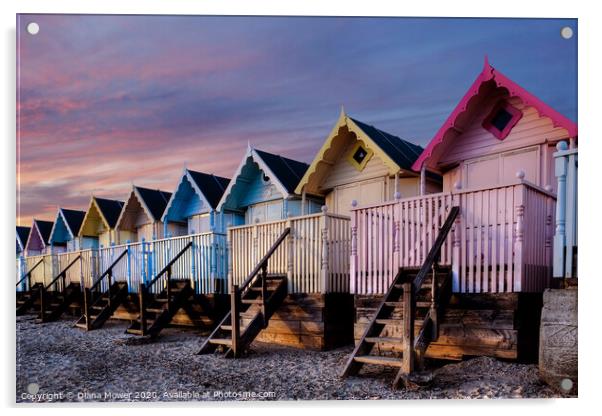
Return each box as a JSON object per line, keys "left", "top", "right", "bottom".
{"left": 43, "top": 254, "right": 82, "bottom": 292}
{"left": 137, "top": 242, "right": 193, "bottom": 332}
{"left": 57, "top": 249, "right": 98, "bottom": 288}
{"left": 82, "top": 249, "right": 128, "bottom": 329}
{"left": 228, "top": 208, "right": 351, "bottom": 294}
{"left": 351, "top": 181, "right": 556, "bottom": 294}
{"left": 25, "top": 253, "right": 56, "bottom": 287}
{"left": 15, "top": 258, "right": 44, "bottom": 291}
{"left": 230, "top": 227, "right": 290, "bottom": 355}
{"left": 395, "top": 207, "right": 458, "bottom": 387}
{"left": 89, "top": 249, "right": 128, "bottom": 292}
{"left": 553, "top": 141, "right": 578, "bottom": 280}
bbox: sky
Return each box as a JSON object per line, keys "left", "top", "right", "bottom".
{"left": 16, "top": 15, "right": 577, "bottom": 225}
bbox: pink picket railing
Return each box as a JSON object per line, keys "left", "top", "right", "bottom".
{"left": 350, "top": 181, "right": 556, "bottom": 294}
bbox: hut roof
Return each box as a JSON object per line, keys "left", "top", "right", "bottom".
{"left": 134, "top": 186, "right": 172, "bottom": 221}
{"left": 413, "top": 57, "right": 578, "bottom": 171}
{"left": 186, "top": 171, "right": 230, "bottom": 209}
{"left": 16, "top": 226, "right": 31, "bottom": 248}
{"left": 295, "top": 109, "right": 431, "bottom": 195}
{"left": 217, "top": 146, "right": 309, "bottom": 211}
{"left": 34, "top": 220, "right": 54, "bottom": 245}
{"left": 94, "top": 197, "right": 124, "bottom": 228}
{"left": 254, "top": 149, "right": 310, "bottom": 194}
{"left": 60, "top": 208, "right": 86, "bottom": 237}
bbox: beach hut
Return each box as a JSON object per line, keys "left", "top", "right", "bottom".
{"left": 217, "top": 146, "right": 323, "bottom": 224}
{"left": 200, "top": 146, "right": 362, "bottom": 355}
{"left": 161, "top": 169, "right": 231, "bottom": 236}
{"left": 115, "top": 185, "right": 172, "bottom": 242}
{"left": 342, "top": 58, "right": 577, "bottom": 386}
{"left": 24, "top": 219, "right": 54, "bottom": 256}
{"left": 78, "top": 196, "right": 124, "bottom": 248}
{"left": 295, "top": 109, "right": 441, "bottom": 216}
{"left": 49, "top": 208, "right": 87, "bottom": 251}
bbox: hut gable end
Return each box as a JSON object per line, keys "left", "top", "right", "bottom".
{"left": 296, "top": 110, "right": 425, "bottom": 197}
{"left": 413, "top": 57, "right": 578, "bottom": 173}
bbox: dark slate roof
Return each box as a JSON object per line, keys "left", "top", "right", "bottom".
{"left": 135, "top": 186, "right": 172, "bottom": 221}
{"left": 350, "top": 117, "right": 425, "bottom": 172}
{"left": 254, "top": 149, "right": 310, "bottom": 194}
{"left": 187, "top": 170, "right": 230, "bottom": 209}
{"left": 34, "top": 220, "right": 54, "bottom": 245}
{"left": 61, "top": 209, "right": 86, "bottom": 236}
{"left": 16, "top": 226, "right": 30, "bottom": 245}
{"left": 94, "top": 198, "right": 124, "bottom": 228}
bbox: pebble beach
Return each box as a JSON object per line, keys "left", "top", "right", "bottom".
{"left": 16, "top": 315, "right": 570, "bottom": 402}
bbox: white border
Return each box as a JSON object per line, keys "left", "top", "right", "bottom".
{"left": 2, "top": 1, "right": 599, "bottom": 414}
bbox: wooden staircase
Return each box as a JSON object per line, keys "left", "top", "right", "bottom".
{"left": 38, "top": 282, "right": 82, "bottom": 323}
{"left": 16, "top": 283, "right": 44, "bottom": 316}
{"left": 198, "top": 228, "right": 290, "bottom": 358}
{"left": 16, "top": 258, "right": 44, "bottom": 315}
{"left": 74, "top": 249, "right": 129, "bottom": 331}
{"left": 35, "top": 254, "right": 84, "bottom": 323}
{"left": 125, "top": 242, "right": 195, "bottom": 338}
{"left": 126, "top": 279, "right": 193, "bottom": 337}
{"left": 341, "top": 206, "right": 459, "bottom": 388}
{"left": 74, "top": 282, "right": 129, "bottom": 330}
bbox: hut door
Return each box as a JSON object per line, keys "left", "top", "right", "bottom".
{"left": 334, "top": 179, "right": 384, "bottom": 216}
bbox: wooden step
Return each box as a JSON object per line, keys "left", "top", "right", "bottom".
{"left": 146, "top": 307, "right": 165, "bottom": 314}
{"left": 375, "top": 318, "right": 424, "bottom": 327}
{"left": 91, "top": 305, "right": 105, "bottom": 311}
{"left": 74, "top": 323, "right": 88, "bottom": 329}
{"left": 249, "top": 286, "right": 278, "bottom": 292}
{"left": 126, "top": 328, "right": 145, "bottom": 335}
{"left": 384, "top": 301, "right": 431, "bottom": 308}
{"left": 241, "top": 298, "right": 263, "bottom": 305}
{"left": 365, "top": 336, "right": 404, "bottom": 344}
{"left": 353, "top": 355, "right": 403, "bottom": 367}
{"left": 208, "top": 338, "right": 232, "bottom": 346}
{"left": 220, "top": 324, "right": 247, "bottom": 332}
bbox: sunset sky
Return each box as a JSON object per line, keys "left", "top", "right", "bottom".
{"left": 16, "top": 15, "right": 577, "bottom": 224}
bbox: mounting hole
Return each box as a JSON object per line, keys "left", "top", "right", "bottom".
{"left": 560, "top": 26, "right": 573, "bottom": 40}
{"left": 27, "top": 22, "right": 40, "bottom": 35}
{"left": 560, "top": 378, "right": 573, "bottom": 392}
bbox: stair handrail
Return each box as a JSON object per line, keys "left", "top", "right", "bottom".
{"left": 409, "top": 206, "right": 459, "bottom": 294}
{"left": 393, "top": 206, "right": 460, "bottom": 388}
{"left": 16, "top": 258, "right": 44, "bottom": 288}
{"left": 89, "top": 249, "right": 128, "bottom": 292}
{"left": 145, "top": 241, "right": 193, "bottom": 292}
{"left": 238, "top": 227, "right": 291, "bottom": 294}
{"left": 44, "top": 254, "right": 82, "bottom": 291}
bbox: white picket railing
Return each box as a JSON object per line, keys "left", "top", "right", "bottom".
{"left": 95, "top": 233, "right": 227, "bottom": 294}
{"left": 553, "top": 141, "right": 578, "bottom": 279}
{"left": 350, "top": 181, "right": 556, "bottom": 295}
{"left": 25, "top": 253, "right": 56, "bottom": 287}
{"left": 18, "top": 232, "right": 227, "bottom": 295}
{"left": 228, "top": 209, "right": 351, "bottom": 294}
{"left": 56, "top": 249, "right": 98, "bottom": 289}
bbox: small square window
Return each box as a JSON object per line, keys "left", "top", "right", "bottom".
{"left": 482, "top": 100, "right": 523, "bottom": 140}
{"left": 347, "top": 141, "right": 374, "bottom": 171}
{"left": 490, "top": 108, "right": 513, "bottom": 131}
{"left": 352, "top": 146, "right": 368, "bottom": 164}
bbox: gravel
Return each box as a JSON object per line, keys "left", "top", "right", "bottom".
{"left": 16, "top": 315, "right": 571, "bottom": 402}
